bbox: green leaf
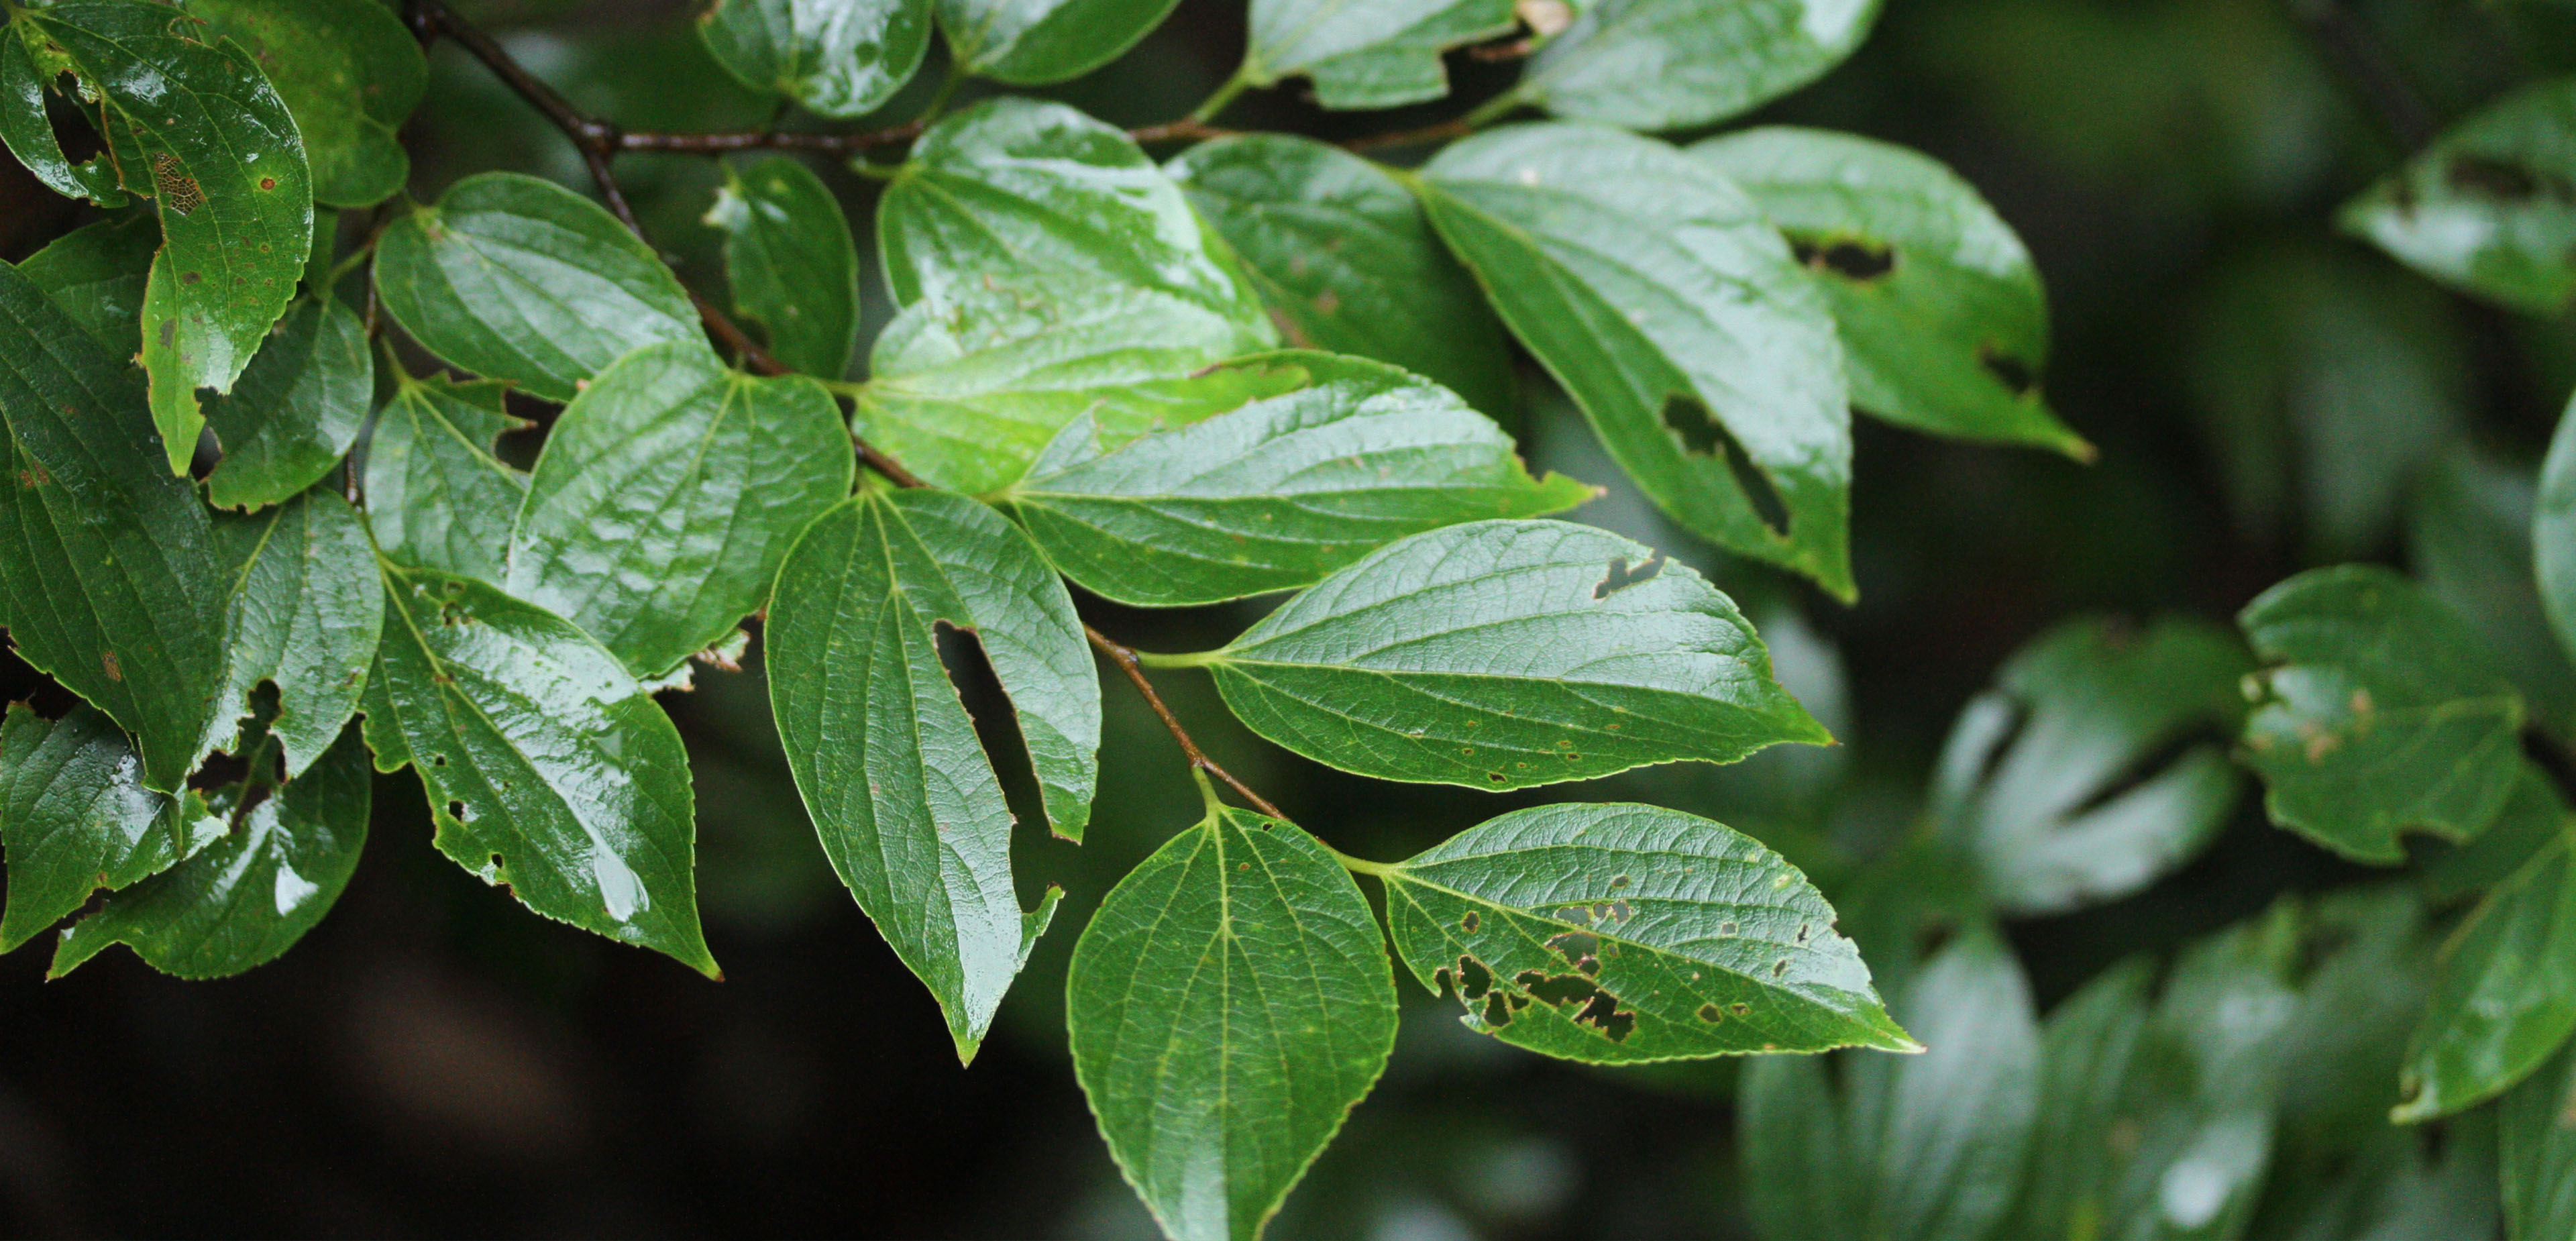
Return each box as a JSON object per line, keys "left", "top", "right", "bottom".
{"left": 2239, "top": 565, "right": 2526, "bottom": 864}
{"left": 2394, "top": 834, "right": 2576, "bottom": 1122}
{"left": 2504, "top": 1040, "right": 2576, "bottom": 1241}
{"left": 1169, "top": 133, "right": 1516, "bottom": 416}
{"left": 1417, "top": 124, "right": 1854, "bottom": 597}
{"left": 1241, "top": 0, "right": 1514, "bottom": 110}
{"left": 1067, "top": 805, "right": 1396, "bottom": 1241}
{"left": 362, "top": 371, "right": 529, "bottom": 583}
{"left": 49, "top": 720, "right": 370, "bottom": 979}
{"left": 373, "top": 172, "right": 702, "bottom": 402}
{"left": 183, "top": 0, "right": 427, "bottom": 208}
{"left": 1737, "top": 1049, "right": 1845, "bottom": 1240}
{"left": 0, "top": 22, "right": 126, "bottom": 205}
{"left": 2537, "top": 395, "right": 2576, "bottom": 678}
{"left": 0, "top": 703, "right": 224, "bottom": 954}
{"left": 23, "top": 1, "right": 315, "bottom": 472}
{"left": 934, "top": 0, "right": 1178, "bottom": 85}
{"left": 699, "top": 0, "right": 932, "bottom": 119}
{"left": 1692, "top": 126, "right": 2084, "bottom": 458}
{"left": 766, "top": 488, "right": 1095, "bottom": 1057}
{"left": 2339, "top": 76, "right": 2576, "bottom": 315}
{"left": 2004, "top": 957, "right": 2154, "bottom": 1238}
{"left": 202, "top": 294, "right": 370, "bottom": 511}
{"left": 16, "top": 209, "right": 157, "bottom": 355}
{"left": 2428, "top": 763, "right": 2573, "bottom": 906}
{"left": 2414, "top": 447, "right": 2576, "bottom": 743}
{"left": 1382, "top": 802, "right": 1907, "bottom": 1063}
{"left": 1193, "top": 519, "right": 1827, "bottom": 789}
{"left": 1004, "top": 352, "right": 1591, "bottom": 608}
{"left": 213, "top": 488, "right": 381, "bottom": 778}
{"left": 1507, "top": 0, "right": 1882, "bottom": 132}
{"left": 706, "top": 155, "right": 861, "bottom": 380}
{"left": 506, "top": 341, "right": 851, "bottom": 680}
{"left": 1931, "top": 616, "right": 2250, "bottom": 915}
{"left": 0, "top": 258, "right": 229, "bottom": 792}
{"left": 366, "top": 563, "right": 718, "bottom": 977}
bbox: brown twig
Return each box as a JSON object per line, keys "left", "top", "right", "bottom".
{"left": 1126, "top": 119, "right": 1236, "bottom": 146}
{"left": 1342, "top": 117, "right": 1474, "bottom": 154}
{"left": 619, "top": 123, "right": 927, "bottom": 154}
{"left": 1086, "top": 629, "right": 1283, "bottom": 819}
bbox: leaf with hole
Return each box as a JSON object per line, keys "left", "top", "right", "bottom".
{"left": 362, "top": 371, "right": 529, "bottom": 584}
{"left": 0, "top": 703, "right": 224, "bottom": 955}
{"left": 211, "top": 488, "right": 381, "bottom": 779}
{"left": 1507, "top": 0, "right": 1882, "bottom": 132}
{"left": 934, "top": 0, "right": 1180, "bottom": 85}
{"left": 2340, "top": 77, "right": 2576, "bottom": 315}
{"left": 2394, "top": 834, "right": 2576, "bottom": 1122}
{"left": 706, "top": 155, "right": 861, "bottom": 380}
{"left": 0, "top": 22, "right": 126, "bottom": 206}
{"left": 202, "top": 294, "right": 370, "bottom": 511}
{"left": 1241, "top": 0, "right": 1515, "bottom": 111}
{"left": 183, "top": 0, "right": 427, "bottom": 208}
{"left": 699, "top": 0, "right": 932, "bottom": 119}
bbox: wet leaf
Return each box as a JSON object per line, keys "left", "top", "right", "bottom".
{"left": 2340, "top": 77, "right": 2576, "bottom": 315}
{"left": 212, "top": 488, "right": 381, "bottom": 778}
{"left": 202, "top": 294, "right": 370, "bottom": 511}
{"left": 16, "top": 209, "right": 157, "bottom": 355}
{"left": 0, "top": 703, "right": 223, "bottom": 954}
{"left": 699, "top": 0, "right": 932, "bottom": 119}
{"left": 184, "top": 0, "right": 427, "bottom": 207}
{"left": 361, "top": 371, "right": 529, "bottom": 584}
{"left": 2394, "top": 834, "right": 2576, "bottom": 1122}
{"left": 935, "top": 0, "right": 1179, "bottom": 85}
{"left": 0, "top": 23, "right": 125, "bottom": 205}
{"left": 1508, "top": 0, "right": 1881, "bottom": 132}
{"left": 706, "top": 155, "right": 861, "bottom": 380}
{"left": 1241, "top": 0, "right": 1515, "bottom": 111}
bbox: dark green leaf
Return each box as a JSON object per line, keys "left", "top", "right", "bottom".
{"left": 1739, "top": 1053, "right": 1845, "bottom": 1240}
{"left": 183, "top": 0, "right": 427, "bottom": 207}
{"left": 0, "top": 703, "right": 223, "bottom": 953}
{"left": 2504, "top": 1040, "right": 2576, "bottom": 1241}
{"left": 2395, "top": 834, "right": 2576, "bottom": 1122}
{"left": 1692, "top": 126, "right": 2084, "bottom": 457}
{"left": 2339, "top": 77, "right": 2576, "bottom": 315}
{"left": 1383, "top": 802, "right": 1909, "bottom": 1063}
{"left": 1194, "top": 519, "right": 1827, "bottom": 788}
{"left": 365, "top": 564, "right": 718, "bottom": 977}
{"left": 506, "top": 341, "right": 851, "bottom": 680}
{"left": 373, "top": 172, "right": 701, "bottom": 402}
{"left": 706, "top": 155, "right": 861, "bottom": 379}
{"left": 935, "top": 0, "right": 1178, "bottom": 85}
{"left": 1067, "top": 805, "right": 1396, "bottom": 1241}
{"left": 766, "top": 489, "right": 1095, "bottom": 1058}
{"left": 361, "top": 371, "right": 529, "bottom": 583}
{"left": 16, "top": 209, "right": 157, "bottom": 354}
{"left": 1169, "top": 133, "right": 1515, "bottom": 416}
{"left": 1004, "top": 352, "right": 1591, "bottom": 608}
{"left": 2427, "top": 763, "right": 2571, "bottom": 906}
{"left": 1931, "top": 616, "right": 2250, "bottom": 914}
{"left": 202, "top": 294, "right": 370, "bottom": 511}
{"left": 1241, "top": 0, "right": 1514, "bottom": 110}
{"left": 213, "top": 488, "right": 381, "bottom": 777}
{"left": 0, "top": 258, "right": 229, "bottom": 791}
{"left": 2239, "top": 565, "right": 2525, "bottom": 864}
{"left": 2005, "top": 957, "right": 2153, "bottom": 1238}
{"left": 700, "top": 0, "right": 931, "bottom": 118}
{"left": 0, "top": 22, "right": 125, "bottom": 205}
{"left": 1417, "top": 124, "right": 1854, "bottom": 597}
{"left": 2414, "top": 447, "right": 2576, "bottom": 741}
{"left": 2536, "top": 395, "right": 2576, "bottom": 678}
{"left": 1507, "top": 0, "right": 1881, "bottom": 132}
{"left": 49, "top": 720, "right": 370, "bottom": 978}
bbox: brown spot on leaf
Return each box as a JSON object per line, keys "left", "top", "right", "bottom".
{"left": 101, "top": 650, "right": 121, "bottom": 682}
{"left": 150, "top": 152, "right": 203, "bottom": 215}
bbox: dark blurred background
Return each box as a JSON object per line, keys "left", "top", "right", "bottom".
{"left": 7, "top": 0, "right": 2575, "bottom": 1235}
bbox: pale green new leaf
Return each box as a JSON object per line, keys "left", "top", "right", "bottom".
{"left": 1242, "top": 0, "right": 1514, "bottom": 111}
{"left": 1196, "top": 520, "right": 1827, "bottom": 788}
{"left": 184, "top": 0, "right": 427, "bottom": 207}
{"left": 2504, "top": 1040, "right": 2576, "bottom": 1241}
{"left": 1693, "top": 126, "right": 2084, "bottom": 457}
{"left": 2339, "top": 76, "right": 2576, "bottom": 315}
{"left": 366, "top": 565, "right": 717, "bottom": 977}
{"left": 1383, "top": 802, "right": 1909, "bottom": 1063}
{"left": 936, "top": 0, "right": 1178, "bottom": 85}
{"left": 374, "top": 173, "right": 702, "bottom": 402}
{"left": 203, "top": 295, "right": 370, "bottom": 511}
{"left": 213, "top": 488, "right": 381, "bottom": 778}
{"left": 0, "top": 704, "right": 223, "bottom": 954}
{"left": 2394, "top": 834, "right": 2576, "bottom": 1122}
{"left": 1004, "top": 352, "right": 1591, "bottom": 608}
{"left": 1170, "top": 133, "right": 1515, "bottom": 416}
{"left": 17, "top": 209, "right": 156, "bottom": 356}
{"left": 700, "top": 0, "right": 932, "bottom": 119}
{"left": 506, "top": 341, "right": 851, "bottom": 680}
{"left": 1509, "top": 0, "right": 1882, "bottom": 132}
{"left": 1067, "top": 806, "right": 1396, "bottom": 1241}
{"left": 2239, "top": 565, "right": 2525, "bottom": 864}
{"left": 766, "top": 489, "right": 1095, "bottom": 1058}
{"left": 1417, "top": 124, "right": 1854, "bottom": 597}
{"left": 706, "top": 156, "right": 861, "bottom": 379}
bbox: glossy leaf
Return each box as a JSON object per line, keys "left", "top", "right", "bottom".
{"left": 0, "top": 704, "right": 223, "bottom": 954}
{"left": 1067, "top": 806, "right": 1396, "bottom": 1241}
{"left": 2339, "top": 77, "right": 2576, "bottom": 315}
{"left": 362, "top": 372, "right": 529, "bottom": 584}
{"left": 0, "top": 23, "right": 125, "bottom": 205}
{"left": 0, "top": 258, "right": 229, "bottom": 792}
{"left": 1383, "top": 802, "right": 1909, "bottom": 1063}
{"left": 700, "top": 0, "right": 932, "bottom": 119}
{"left": 202, "top": 295, "right": 370, "bottom": 511}
{"left": 366, "top": 565, "right": 717, "bottom": 977}
{"left": 1693, "top": 126, "right": 2084, "bottom": 457}
{"left": 213, "top": 489, "right": 382, "bottom": 778}
{"left": 2414, "top": 447, "right": 2576, "bottom": 741}
{"left": 16, "top": 209, "right": 157, "bottom": 356}
{"left": 184, "top": 0, "right": 427, "bottom": 207}
{"left": 374, "top": 172, "right": 701, "bottom": 402}
{"left": 706, "top": 156, "right": 861, "bottom": 379}
{"left": 766, "top": 489, "right": 1095, "bottom": 1057}
{"left": 1004, "top": 353, "right": 1591, "bottom": 608}
{"left": 2239, "top": 565, "right": 2525, "bottom": 864}
{"left": 2394, "top": 834, "right": 2576, "bottom": 1122}
{"left": 2504, "top": 1040, "right": 2576, "bottom": 1241}
{"left": 506, "top": 341, "right": 851, "bottom": 680}
{"left": 1931, "top": 616, "right": 2251, "bottom": 914}
{"left": 1417, "top": 124, "right": 1854, "bottom": 596}
{"left": 1242, "top": 0, "right": 1514, "bottom": 110}
{"left": 1509, "top": 0, "right": 1882, "bottom": 132}
{"left": 1170, "top": 133, "right": 1515, "bottom": 416}
{"left": 1195, "top": 520, "right": 1827, "bottom": 789}
{"left": 50, "top": 721, "right": 370, "bottom": 979}
{"left": 935, "top": 0, "right": 1179, "bottom": 85}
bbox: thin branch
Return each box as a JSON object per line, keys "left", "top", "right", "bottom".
{"left": 1127, "top": 119, "right": 1236, "bottom": 146}
{"left": 618, "top": 123, "right": 926, "bottom": 154}
{"left": 1086, "top": 628, "right": 1283, "bottom": 820}
{"left": 2286, "top": 0, "right": 2436, "bottom": 150}
{"left": 1342, "top": 117, "right": 1472, "bottom": 154}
